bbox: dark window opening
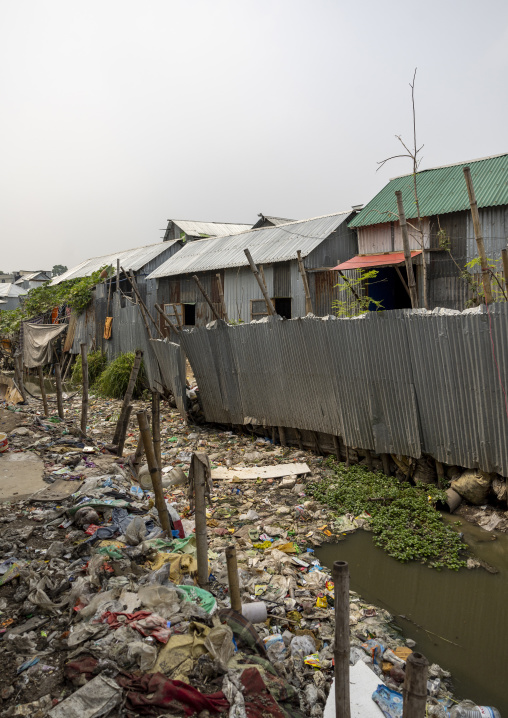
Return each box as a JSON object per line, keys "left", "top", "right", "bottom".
{"left": 274, "top": 297, "right": 292, "bottom": 319}
{"left": 367, "top": 266, "right": 412, "bottom": 311}
{"left": 184, "top": 303, "right": 196, "bottom": 326}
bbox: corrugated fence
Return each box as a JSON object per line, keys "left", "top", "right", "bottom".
{"left": 179, "top": 305, "right": 508, "bottom": 476}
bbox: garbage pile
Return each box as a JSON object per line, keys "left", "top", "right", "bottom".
{"left": 0, "top": 397, "right": 484, "bottom": 716}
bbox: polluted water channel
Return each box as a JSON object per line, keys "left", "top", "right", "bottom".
{"left": 316, "top": 515, "right": 508, "bottom": 716}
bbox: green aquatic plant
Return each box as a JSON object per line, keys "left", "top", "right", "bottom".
{"left": 310, "top": 460, "right": 467, "bottom": 571}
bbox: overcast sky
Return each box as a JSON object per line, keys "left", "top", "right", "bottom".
{"left": 1, "top": 0, "right": 507, "bottom": 272}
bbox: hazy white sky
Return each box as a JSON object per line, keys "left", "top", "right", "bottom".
{"left": 1, "top": 0, "right": 507, "bottom": 272}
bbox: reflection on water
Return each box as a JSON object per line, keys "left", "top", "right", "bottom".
{"left": 316, "top": 516, "right": 508, "bottom": 715}
{"left": 25, "top": 378, "right": 74, "bottom": 397}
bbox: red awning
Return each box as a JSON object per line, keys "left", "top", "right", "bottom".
{"left": 333, "top": 250, "right": 422, "bottom": 271}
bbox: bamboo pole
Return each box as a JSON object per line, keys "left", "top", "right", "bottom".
{"left": 463, "top": 166, "right": 493, "bottom": 304}
{"left": 381, "top": 453, "right": 392, "bottom": 476}
{"left": 80, "top": 343, "right": 88, "bottom": 434}
{"left": 402, "top": 652, "right": 429, "bottom": 718}
{"left": 122, "top": 268, "right": 164, "bottom": 338}
{"left": 152, "top": 391, "right": 162, "bottom": 471}
{"left": 172, "top": 304, "right": 184, "bottom": 329}
{"left": 333, "top": 560, "right": 351, "bottom": 718}
{"left": 191, "top": 453, "right": 210, "bottom": 587}
{"left": 113, "top": 349, "right": 143, "bottom": 445}
{"left": 62, "top": 353, "right": 73, "bottom": 382}
{"left": 501, "top": 248, "right": 508, "bottom": 298}
{"left": 216, "top": 273, "right": 229, "bottom": 322}
{"left": 244, "top": 248, "right": 276, "bottom": 315}
{"left": 395, "top": 190, "right": 419, "bottom": 308}
{"left": 54, "top": 363, "right": 64, "bottom": 420}
{"left": 297, "top": 250, "right": 313, "bottom": 314}
{"left": 14, "top": 354, "right": 27, "bottom": 402}
{"left": 37, "top": 366, "right": 49, "bottom": 417}
{"left": 259, "top": 264, "right": 268, "bottom": 292}
{"left": 116, "top": 259, "right": 120, "bottom": 296}
{"left": 154, "top": 303, "right": 179, "bottom": 336}
{"left": 225, "top": 545, "right": 242, "bottom": 612}
{"left": 333, "top": 435, "right": 341, "bottom": 462}
{"left": 192, "top": 275, "right": 222, "bottom": 321}
{"left": 132, "top": 414, "right": 150, "bottom": 476}
{"left": 278, "top": 426, "right": 287, "bottom": 447}
{"left": 116, "top": 405, "right": 132, "bottom": 458}
{"left": 136, "top": 410, "right": 171, "bottom": 534}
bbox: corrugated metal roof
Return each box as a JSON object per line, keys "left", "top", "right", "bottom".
{"left": 0, "top": 283, "right": 27, "bottom": 297}
{"left": 50, "top": 241, "right": 180, "bottom": 286}
{"left": 148, "top": 212, "right": 353, "bottom": 279}
{"left": 350, "top": 152, "right": 508, "bottom": 228}
{"left": 14, "top": 271, "right": 49, "bottom": 284}
{"left": 173, "top": 220, "right": 252, "bottom": 237}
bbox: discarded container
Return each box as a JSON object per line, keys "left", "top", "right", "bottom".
{"left": 0, "top": 433, "right": 8, "bottom": 453}
{"left": 445, "top": 488, "right": 462, "bottom": 513}
{"left": 450, "top": 705, "right": 501, "bottom": 717}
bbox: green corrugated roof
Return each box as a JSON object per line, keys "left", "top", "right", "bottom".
{"left": 349, "top": 153, "right": 508, "bottom": 228}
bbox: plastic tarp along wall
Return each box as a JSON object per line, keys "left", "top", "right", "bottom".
{"left": 179, "top": 305, "right": 508, "bottom": 476}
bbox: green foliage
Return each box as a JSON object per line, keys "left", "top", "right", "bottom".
{"left": 332, "top": 269, "right": 384, "bottom": 318}
{"left": 0, "top": 269, "right": 106, "bottom": 337}
{"left": 96, "top": 352, "right": 147, "bottom": 399}
{"left": 52, "top": 264, "right": 68, "bottom": 276}
{"left": 71, "top": 350, "right": 108, "bottom": 387}
{"left": 309, "top": 461, "right": 467, "bottom": 570}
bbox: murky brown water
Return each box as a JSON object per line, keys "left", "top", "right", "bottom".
{"left": 316, "top": 515, "right": 508, "bottom": 716}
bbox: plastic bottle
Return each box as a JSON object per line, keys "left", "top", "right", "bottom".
{"left": 450, "top": 704, "right": 501, "bottom": 718}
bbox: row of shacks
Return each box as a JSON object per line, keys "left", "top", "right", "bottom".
{"left": 51, "top": 152, "right": 508, "bottom": 348}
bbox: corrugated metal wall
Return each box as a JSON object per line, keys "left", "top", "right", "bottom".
{"left": 179, "top": 305, "right": 508, "bottom": 476}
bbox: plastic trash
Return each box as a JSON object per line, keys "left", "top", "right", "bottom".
{"left": 290, "top": 634, "right": 316, "bottom": 657}
{"left": 450, "top": 704, "right": 501, "bottom": 717}
{"left": 372, "top": 684, "right": 403, "bottom": 718}
{"left": 176, "top": 584, "right": 217, "bottom": 615}
{"left": 48, "top": 674, "right": 122, "bottom": 717}
{"left": 124, "top": 516, "right": 147, "bottom": 546}
{"left": 127, "top": 640, "right": 158, "bottom": 671}
{"left": 264, "top": 634, "right": 287, "bottom": 662}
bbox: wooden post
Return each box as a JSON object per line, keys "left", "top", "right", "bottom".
{"left": 395, "top": 190, "right": 419, "bottom": 308}
{"left": 116, "top": 259, "right": 120, "bottom": 297}
{"left": 295, "top": 427, "right": 304, "bottom": 451}
{"left": 54, "top": 363, "right": 64, "bottom": 420}
{"left": 132, "top": 414, "right": 150, "bottom": 476}
{"left": 116, "top": 405, "right": 132, "bottom": 458}
{"left": 259, "top": 264, "right": 268, "bottom": 292}
{"left": 216, "top": 273, "right": 229, "bottom": 322}
{"left": 501, "top": 248, "right": 508, "bottom": 298}
{"left": 122, "top": 268, "right": 164, "bottom": 338}
{"left": 192, "top": 275, "right": 222, "bottom": 321}
{"left": 364, "top": 449, "right": 373, "bottom": 470}
{"left": 381, "top": 454, "right": 391, "bottom": 476}
{"left": 244, "top": 248, "right": 276, "bottom": 315}
{"left": 62, "top": 354, "right": 73, "bottom": 382}
{"left": 80, "top": 343, "right": 88, "bottom": 434}
{"left": 172, "top": 304, "right": 184, "bottom": 329}
{"left": 463, "top": 166, "right": 493, "bottom": 304}
{"left": 14, "top": 354, "right": 27, "bottom": 402}
{"left": 37, "top": 366, "right": 49, "bottom": 417}
{"left": 297, "top": 250, "right": 313, "bottom": 314}
{"left": 333, "top": 435, "right": 341, "bottom": 462}
{"left": 402, "top": 652, "right": 429, "bottom": 718}
{"left": 225, "top": 545, "right": 242, "bottom": 612}
{"left": 435, "top": 459, "right": 445, "bottom": 488}
{"left": 278, "top": 426, "right": 286, "bottom": 447}
{"left": 136, "top": 410, "right": 171, "bottom": 534}
{"left": 333, "top": 560, "right": 351, "bottom": 718}
{"left": 113, "top": 349, "right": 143, "bottom": 446}
{"left": 155, "top": 303, "right": 179, "bottom": 336}
{"left": 395, "top": 265, "right": 411, "bottom": 298}
{"left": 191, "top": 453, "right": 210, "bottom": 587}
{"left": 152, "top": 390, "right": 162, "bottom": 471}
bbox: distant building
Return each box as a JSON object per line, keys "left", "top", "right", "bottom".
{"left": 162, "top": 219, "right": 252, "bottom": 242}
{"left": 345, "top": 152, "right": 508, "bottom": 310}
{"left": 0, "top": 274, "right": 15, "bottom": 284}
{"left": 0, "top": 283, "right": 27, "bottom": 311}
{"left": 14, "top": 271, "right": 51, "bottom": 291}
{"left": 251, "top": 214, "right": 296, "bottom": 230}
{"left": 148, "top": 212, "right": 358, "bottom": 327}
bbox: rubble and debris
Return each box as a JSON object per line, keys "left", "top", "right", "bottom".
{"left": 0, "top": 392, "right": 501, "bottom": 717}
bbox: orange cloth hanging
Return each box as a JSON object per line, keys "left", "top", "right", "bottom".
{"left": 104, "top": 317, "right": 113, "bottom": 339}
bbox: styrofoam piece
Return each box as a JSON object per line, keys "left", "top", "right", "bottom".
{"left": 324, "top": 660, "right": 385, "bottom": 718}
{"left": 211, "top": 463, "right": 310, "bottom": 480}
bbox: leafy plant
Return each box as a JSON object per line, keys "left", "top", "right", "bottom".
{"left": 71, "top": 350, "right": 108, "bottom": 387}
{"left": 96, "top": 352, "right": 147, "bottom": 399}
{"left": 332, "top": 269, "right": 384, "bottom": 317}
{"left": 0, "top": 269, "right": 107, "bottom": 336}
{"left": 309, "top": 460, "right": 467, "bottom": 570}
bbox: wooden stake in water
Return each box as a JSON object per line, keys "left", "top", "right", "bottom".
{"left": 136, "top": 410, "right": 171, "bottom": 534}
{"left": 402, "top": 652, "right": 428, "bottom": 718}
{"left": 54, "top": 363, "right": 64, "bottom": 420}
{"left": 38, "top": 366, "right": 49, "bottom": 417}
{"left": 80, "top": 343, "right": 88, "bottom": 434}
{"left": 333, "top": 560, "right": 351, "bottom": 718}
{"left": 113, "top": 349, "right": 143, "bottom": 446}
{"left": 225, "top": 545, "right": 242, "bottom": 612}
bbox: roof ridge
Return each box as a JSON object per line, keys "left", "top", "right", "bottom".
{"left": 390, "top": 151, "right": 508, "bottom": 180}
